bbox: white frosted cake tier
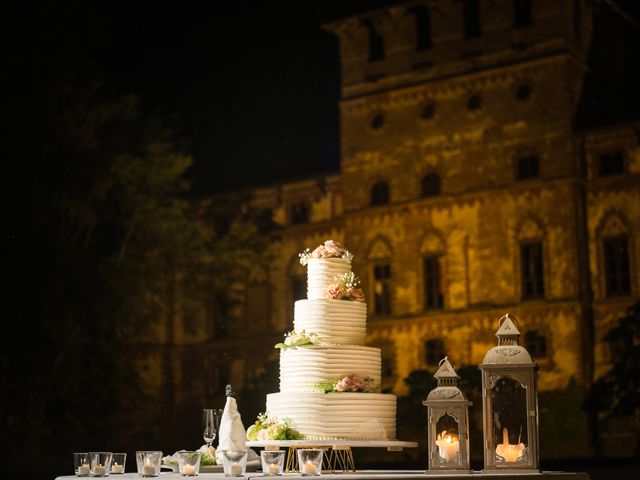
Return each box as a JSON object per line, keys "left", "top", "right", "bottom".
{"left": 307, "top": 257, "right": 351, "bottom": 300}
{"left": 294, "top": 299, "right": 366, "bottom": 345}
{"left": 279, "top": 345, "right": 381, "bottom": 392}
{"left": 266, "top": 391, "right": 396, "bottom": 440}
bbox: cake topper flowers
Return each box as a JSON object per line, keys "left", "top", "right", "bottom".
{"left": 315, "top": 375, "right": 380, "bottom": 393}
{"left": 274, "top": 329, "right": 319, "bottom": 350}
{"left": 299, "top": 239, "right": 354, "bottom": 266}
{"left": 326, "top": 272, "right": 365, "bottom": 302}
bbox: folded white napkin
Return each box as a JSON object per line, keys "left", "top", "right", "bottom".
{"left": 216, "top": 396, "right": 247, "bottom": 457}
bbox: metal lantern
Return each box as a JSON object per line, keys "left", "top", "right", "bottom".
{"left": 423, "top": 357, "right": 472, "bottom": 474}
{"left": 480, "top": 314, "right": 539, "bottom": 473}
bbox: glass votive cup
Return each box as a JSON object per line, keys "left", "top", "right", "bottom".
{"left": 111, "top": 453, "right": 126, "bottom": 474}
{"left": 261, "top": 450, "right": 285, "bottom": 476}
{"left": 221, "top": 449, "right": 248, "bottom": 477}
{"left": 178, "top": 450, "right": 202, "bottom": 476}
{"left": 74, "top": 452, "right": 91, "bottom": 477}
{"left": 297, "top": 449, "right": 323, "bottom": 476}
{"left": 89, "top": 452, "right": 113, "bottom": 477}
{"left": 136, "top": 451, "right": 163, "bottom": 477}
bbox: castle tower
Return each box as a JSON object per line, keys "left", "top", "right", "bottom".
{"left": 324, "top": 0, "right": 598, "bottom": 393}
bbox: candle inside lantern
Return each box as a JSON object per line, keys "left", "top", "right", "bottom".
{"left": 495, "top": 427, "right": 525, "bottom": 463}
{"left": 92, "top": 464, "right": 106, "bottom": 476}
{"left": 111, "top": 462, "right": 123, "bottom": 474}
{"left": 182, "top": 464, "right": 197, "bottom": 475}
{"left": 143, "top": 463, "right": 156, "bottom": 476}
{"left": 267, "top": 463, "right": 280, "bottom": 475}
{"left": 435, "top": 430, "right": 460, "bottom": 462}
{"left": 77, "top": 463, "right": 90, "bottom": 476}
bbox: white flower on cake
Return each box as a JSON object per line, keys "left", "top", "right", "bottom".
{"left": 274, "top": 329, "right": 319, "bottom": 350}
{"left": 246, "top": 412, "right": 304, "bottom": 440}
{"left": 326, "top": 272, "right": 365, "bottom": 302}
{"left": 299, "top": 239, "right": 354, "bottom": 266}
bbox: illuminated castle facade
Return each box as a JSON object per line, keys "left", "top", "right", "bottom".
{"left": 218, "top": 1, "right": 640, "bottom": 402}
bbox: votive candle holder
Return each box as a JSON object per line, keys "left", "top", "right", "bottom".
{"left": 297, "top": 449, "right": 323, "bottom": 476}
{"left": 221, "top": 450, "right": 248, "bottom": 477}
{"left": 74, "top": 452, "right": 90, "bottom": 477}
{"left": 260, "top": 450, "right": 285, "bottom": 476}
{"left": 111, "top": 453, "right": 126, "bottom": 474}
{"left": 136, "top": 451, "right": 162, "bottom": 477}
{"left": 178, "top": 450, "right": 202, "bottom": 476}
{"left": 89, "top": 452, "right": 113, "bottom": 477}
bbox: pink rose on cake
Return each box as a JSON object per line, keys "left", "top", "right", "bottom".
{"left": 335, "top": 376, "right": 364, "bottom": 392}
{"left": 325, "top": 272, "right": 365, "bottom": 302}
{"left": 322, "top": 239, "right": 344, "bottom": 256}
{"left": 318, "top": 375, "right": 380, "bottom": 393}
{"left": 349, "top": 287, "right": 365, "bottom": 302}
{"left": 299, "top": 239, "right": 354, "bottom": 265}
{"left": 326, "top": 283, "right": 344, "bottom": 299}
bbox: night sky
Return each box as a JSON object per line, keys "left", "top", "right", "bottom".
{"left": 94, "top": 1, "right": 388, "bottom": 196}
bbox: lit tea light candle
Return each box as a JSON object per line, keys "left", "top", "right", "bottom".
{"left": 111, "top": 462, "right": 123, "bottom": 474}
{"left": 266, "top": 463, "right": 280, "bottom": 475}
{"left": 92, "top": 464, "right": 106, "bottom": 476}
{"left": 143, "top": 463, "right": 156, "bottom": 476}
{"left": 77, "top": 463, "right": 90, "bottom": 476}
{"left": 495, "top": 427, "right": 525, "bottom": 463}
{"left": 435, "top": 430, "right": 460, "bottom": 462}
{"left": 301, "top": 461, "right": 317, "bottom": 475}
{"left": 182, "top": 464, "right": 197, "bottom": 475}
{"left": 229, "top": 462, "right": 242, "bottom": 476}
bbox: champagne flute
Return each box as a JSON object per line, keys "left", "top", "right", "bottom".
{"left": 202, "top": 409, "right": 222, "bottom": 448}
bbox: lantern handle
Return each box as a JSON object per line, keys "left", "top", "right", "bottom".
{"left": 498, "top": 313, "right": 519, "bottom": 330}
{"left": 438, "top": 356, "right": 456, "bottom": 370}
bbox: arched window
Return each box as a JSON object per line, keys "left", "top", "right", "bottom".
{"left": 425, "top": 339, "right": 446, "bottom": 366}
{"left": 604, "top": 236, "right": 631, "bottom": 296}
{"left": 423, "top": 255, "right": 443, "bottom": 309}
{"left": 524, "top": 330, "right": 547, "bottom": 358}
{"left": 290, "top": 202, "right": 309, "bottom": 225}
{"left": 421, "top": 173, "right": 441, "bottom": 198}
{"left": 521, "top": 240, "right": 544, "bottom": 298}
{"left": 370, "top": 181, "right": 389, "bottom": 206}
{"left": 372, "top": 261, "right": 392, "bottom": 315}
{"left": 363, "top": 19, "right": 384, "bottom": 62}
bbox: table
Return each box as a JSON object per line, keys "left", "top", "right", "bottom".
{"left": 55, "top": 470, "right": 590, "bottom": 479}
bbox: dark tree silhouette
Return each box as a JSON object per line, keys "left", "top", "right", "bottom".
{"left": 584, "top": 302, "right": 640, "bottom": 456}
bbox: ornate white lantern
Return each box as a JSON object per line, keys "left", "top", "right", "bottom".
{"left": 480, "top": 314, "right": 539, "bottom": 473}
{"left": 423, "top": 357, "right": 472, "bottom": 473}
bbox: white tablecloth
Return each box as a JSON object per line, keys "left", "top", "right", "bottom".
{"left": 55, "top": 470, "right": 590, "bottom": 480}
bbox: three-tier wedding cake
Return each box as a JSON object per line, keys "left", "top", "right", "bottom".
{"left": 265, "top": 240, "right": 397, "bottom": 440}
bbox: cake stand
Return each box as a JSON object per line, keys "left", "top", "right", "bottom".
{"left": 246, "top": 440, "right": 418, "bottom": 473}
